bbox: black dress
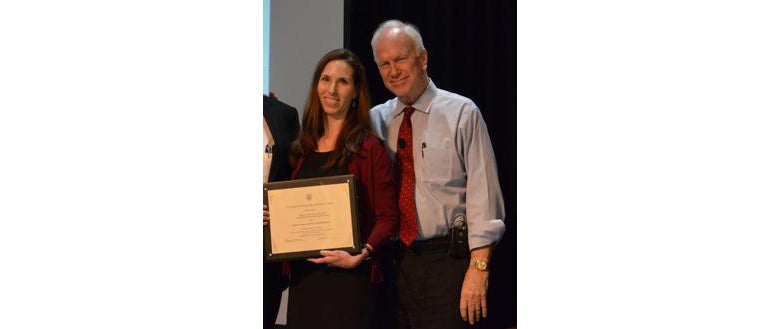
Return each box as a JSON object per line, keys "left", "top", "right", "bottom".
{"left": 286, "top": 151, "right": 377, "bottom": 329}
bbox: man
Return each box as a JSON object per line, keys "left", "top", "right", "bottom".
{"left": 368, "top": 20, "right": 505, "bottom": 328}
{"left": 263, "top": 94, "right": 299, "bottom": 328}
{"left": 263, "top": 94, "right": 299, "bottom": 185}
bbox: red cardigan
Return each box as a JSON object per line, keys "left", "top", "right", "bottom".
{"left": 290, "top": 134, "right": 399, "bottom": 282}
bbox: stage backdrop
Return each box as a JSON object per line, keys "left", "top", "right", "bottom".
{"left": 268, "top": 0, "right": 344, "bottom": 118}
{"left": 345, "top": 1, "right": 517, "bottom": 327}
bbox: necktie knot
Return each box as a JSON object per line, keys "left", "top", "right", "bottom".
{"left": 403, "top": 106, "right": 415, "bottom": 118}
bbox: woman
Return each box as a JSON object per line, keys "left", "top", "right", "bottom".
{"left": 265, "top": 49, "right": 399, "bottom": 329}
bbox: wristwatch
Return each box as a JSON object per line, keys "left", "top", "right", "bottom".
{"left": 470, "top": 259, "right": 489, "bottom": 272}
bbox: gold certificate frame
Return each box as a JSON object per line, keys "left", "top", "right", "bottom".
{"left": 263, "top": 174, "right": 360, "bottom": 262}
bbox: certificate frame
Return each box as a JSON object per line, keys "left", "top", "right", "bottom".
{"left": 263, "top": 174, "right": 361, "bottom": 262}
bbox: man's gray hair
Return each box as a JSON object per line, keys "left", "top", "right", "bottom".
{"left": 370, "top": 20, "right": 425, "bottom": 63}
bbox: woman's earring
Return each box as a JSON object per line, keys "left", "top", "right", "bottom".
{"left": 351, "top": 99, "right": 357, "bottom": 108}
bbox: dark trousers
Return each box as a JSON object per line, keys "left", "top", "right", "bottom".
{"left": 394, "top": 245, "right": 485, "bottom": 329}
{"left": 263, "top": 262, "right": 285, "bottom": 328}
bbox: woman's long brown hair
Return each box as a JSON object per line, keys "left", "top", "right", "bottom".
{"left": 290, "top": 49, "right": 373, "bottom": 169}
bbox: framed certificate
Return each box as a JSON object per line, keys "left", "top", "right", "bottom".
{"left": 263, "top": 174, "right": 361, "bottom": 262}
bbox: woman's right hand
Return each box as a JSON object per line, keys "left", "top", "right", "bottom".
{"left": 307, "top": 248, "right": 370, "bottom": 269}
{"left": 263, "top": 204, "right": 270, "bottom": 226}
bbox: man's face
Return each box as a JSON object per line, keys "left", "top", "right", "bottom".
{"left": 374, "top": 29, "right": 428, "bottom": 104}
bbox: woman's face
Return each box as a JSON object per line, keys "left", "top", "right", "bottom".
{"left": 317, "top": 59, "right": 356, "bottom": 120}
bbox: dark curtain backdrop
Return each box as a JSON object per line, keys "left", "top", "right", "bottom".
{"left": 344, "top": 1, "right": 517, "bottom": 327}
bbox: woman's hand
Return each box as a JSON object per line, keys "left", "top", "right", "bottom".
{"left": 263, "top": 204, "right": 270, "bottom": 226}
{"left": 307, "top": 248, "right": 370, "bottom": 269}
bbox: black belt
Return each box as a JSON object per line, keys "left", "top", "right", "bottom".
{"left": 403, "top": 236, "right": 449, "bottom": 254}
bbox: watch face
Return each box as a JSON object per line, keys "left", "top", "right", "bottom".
{"left": 476, "top": 262, "right": 487, "bottom": 271}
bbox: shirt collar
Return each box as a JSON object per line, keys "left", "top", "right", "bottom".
{"left": 391, "top": 78, "right": 437, "bottom": 118}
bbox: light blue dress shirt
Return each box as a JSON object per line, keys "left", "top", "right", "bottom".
{"left": 369, "top": 79, "right": 505, "bottom": 249}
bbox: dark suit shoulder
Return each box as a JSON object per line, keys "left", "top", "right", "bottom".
{"left": 263, "top": 95, "right": 298, "bottom": 118}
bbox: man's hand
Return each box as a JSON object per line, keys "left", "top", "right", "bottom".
{"left": 459, "top": 267, "right": 489, "bottom": 324}
{"left": 459, "top": 245, "right": 492, "bottom": 325}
